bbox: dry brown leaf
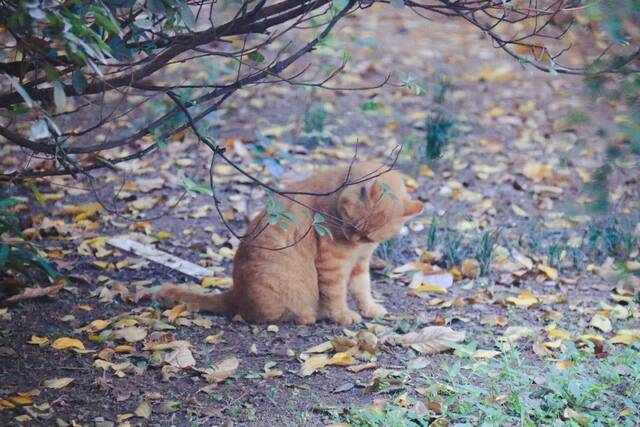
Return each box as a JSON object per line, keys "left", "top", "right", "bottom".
{"left": 473, "top": 349, "right": 501, "bottom": 359}
{"left": 383, "top": 326, "right": 465, "bottom": 354}
{"left": 134, "top": 401, "right": 152, "bottom": 418}
{"left": 501, "top": 326, "right": 535, "bottom": 342}
{"left": 303, "top": 341, "right": 333, "bottom": 354}
{"left": 43, "top": 377, "right": 74, "bottom": 389}
{"left": 461, "top": 259, "right": 480, "bottom": 278}
{"left": 111, "top": 326, "right": 148, "bottom": 343}
{"left": 5, "top": 283, "right": 64, "bottom": 304}
{"left": 166, "top": 304, "right": 188, "bottom": 323}
{"left": 299, "top": 355, "right": 330, "bottom": 377}
{"left": 347, "top": 362, "right": 378, "bottom": 373}
{"left": 203, "top": 356, "right": 239, "bottom": 383}
{"left": 163, "top": 347, "right": 196, "bottom": 369}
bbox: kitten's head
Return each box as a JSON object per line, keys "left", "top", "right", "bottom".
{"left": 337, "top": 170, "right": 423, "bottom": 242}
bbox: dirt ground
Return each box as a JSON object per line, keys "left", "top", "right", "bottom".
{"left": 1, "top": 5, "right": 639, "bottom": 427}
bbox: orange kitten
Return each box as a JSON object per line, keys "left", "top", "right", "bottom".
{"left": 155, "top": 161, "right": 423, "bottom": 324}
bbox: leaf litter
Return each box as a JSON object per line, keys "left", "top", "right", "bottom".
{"left": 1, "top": 6, "right": 639, "bottom": 426}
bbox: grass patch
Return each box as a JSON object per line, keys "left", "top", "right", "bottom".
{"left": 338, "top": 343, "right": 640, "bottom": 426}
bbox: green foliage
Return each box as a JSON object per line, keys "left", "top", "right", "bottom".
{"left": 475, "top": 229, "right": 500, "bottom": 276}
{"left": 180, "top": 174, "right": 214, "bottom": 197}
{"left": 433, "top": 77, "right": 452, "bottom": 105}
{"left": 337, "top": 343, "right": 640, "bottom": 426}
{"left": 443, "top": 229, "right": 463, "bottom": 268}
{"left": 304, "top": 106, "right": 328, "bottom": 134}
{"left": 301, "top": 104, "right": 333, "bottom": 147}
{"left": 423, "top": 111, "right": 457, "bottom": 161}
{"left": 313, "top": 213, "right": 333, "bottom": 239}
{"left": 341, "top": 404, "right": 428, "bottom": 427}
{"left": 0, "top": 196, "right": 58, "bottom": 282}
{"left": 265, "top": 192, "right": 297, "bottom": 231}
{"left": 426, "top": 216, "right": 438, "bottom": 252}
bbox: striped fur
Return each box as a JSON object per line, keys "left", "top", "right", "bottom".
{"left": 155, "top": 161, "right": 423, "bottom": 324}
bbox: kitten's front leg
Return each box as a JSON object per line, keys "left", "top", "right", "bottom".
{"left": 349, "top": 258, "right": 387, "bottom": 318}
{"left": 317, "top": 265, "right": 362, "bottom": 325}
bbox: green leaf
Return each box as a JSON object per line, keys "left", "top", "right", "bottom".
{"left": 332, "top": 0, "right": 349, "bottom": 10}
{"left": 314, "top": 223, "right": 333, "bottom": 239}
{"left": 28, "top": 251, "right": 58, "bottom": 278}
{"left": 177, "top": 1, "right": 197, "bottom": 29}
{"left": 92, "top": 8, "right": 121, "bottom": 34}
{"left": 180, "top": 174, "right": 213, "bottom": 196}
{"left": 248, "top": 50, "right": 265, "bottom": 63}
{"left": 361, "top": 101, "right": 382, "bottom": 111}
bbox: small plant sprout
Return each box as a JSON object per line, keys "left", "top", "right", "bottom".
{"left": 426, "top": 215, "right": 438, "bottom": 251}
{"left": 424, "top": 111, "right": 457, "bottom": 160}
{"left": 444, "top": 229, "right": 463, "bottom": 268}
{"left": 475, "top": 229, "right": 501, "bottom": 276}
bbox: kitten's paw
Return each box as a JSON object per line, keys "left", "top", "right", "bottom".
{"left": 362, "top": 303, "right": 387, "bottom": 318}
{"left": 333, "top": 309, "right": 362, "bottom": 325}
{"left": 295, "top": 314, "right": 317, "bottom": 325}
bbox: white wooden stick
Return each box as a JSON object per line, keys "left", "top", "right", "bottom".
{"left": 108, "top": 237, "right": 214, "bottom": 280}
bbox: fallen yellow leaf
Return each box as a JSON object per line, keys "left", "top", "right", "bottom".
{"left": 299, "top": 355, "right": 329, "bottom": 377}
{"left": 547, "top": 328, "right": 571, "bottom": 341}
{"left": 538, "top": 264, "right": 558, "bottom": 280}
{"left": 166, "top": 304, "right": 188, "bottom": 323}
{"left": 134, "top": 401, "right": 152, "bottom": 418}
{"left": 506, "top": 290, "right": 539, "bottom": 307}
{"left": 413, "top": 283, "right": 448, "bottom": 294}
{"left": 8, "top": 395, "right": 33, "bottom": 406}
{"left": 554, "top": 360, "right": 574, "bottom": 371}
{"left": 609, "top": 329, "right": 640, "bottom": 345}
{"left": 201, "top": 277, "right": 233, "bottom": 288}
{"left": 543, "top": 340, "right": 563, "bottom": 350}
{"left": 303, "top": 341, "right": 333, "bottom": 354}
{"left": 51, "top": 337, "right": 85, "bottom": 350}
{"left": 473, "top": 349, "right": 501, "bottom": 359}
{"left": 86, "top": 319, "right": 110, "bottom": 332}
{"left": 329, "top": 352, "right": 355, "bottom": 366}
{"left": 43, "top": 377, "right": 74, "bottom": 389}
{"left": 511, "top": 204, "right": 528, "bottom": 217}
{"left": 28, "top": 335, "right": 49, "bottom": 346}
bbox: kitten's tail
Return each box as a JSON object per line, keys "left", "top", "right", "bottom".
{"left": 154, "top": 284, "right": 234, "bottom": 316}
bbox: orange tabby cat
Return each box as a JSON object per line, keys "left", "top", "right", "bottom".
{"left": 155, "top": 161, "right": 423, "bottom": 324}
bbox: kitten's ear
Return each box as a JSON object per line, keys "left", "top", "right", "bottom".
{"left": 366, "top": 179, "right": 383, "bottom": 200}
{"left": 338, "top": 194, "right": 355, "bottom": 219}
{"left": 403, "top": 199, "right": 423, "bottom": 217}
